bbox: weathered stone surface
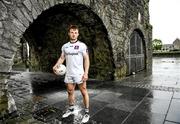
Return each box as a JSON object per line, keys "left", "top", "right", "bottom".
{"left": 0, "top": 22, "right": 3, "bottom": 35}
{"left": 2, "top": 29, "right": 21, "bottom": 45}
{"left": 3, "top": 20, "right": 22, "bottom": 37}
{"left": 0, "top": 47, "right": 14, "bottom": 59}
{"left": 23, "top": 0, "right": 32, "bottom": 11}
{"left": 30, "top": 0, "right": 43, "bottom": 16}
{"left": 20, "top": 7, "right": 33, "bottom": 23}
{"left": 32, "top": 7, "right": 38, "bottom": 20}
{"left": 37, "top": 0, "right": 46, "bottom": 10}
{"left": 0, "top": 29, "right": 3, "bottom": 35}
{"left": 12, "top": 36, "right": 21, "bottom": 45}
{"left": 12, "top": 18, "right": 26, "bottom": 32}
{"left": 49, "top": 0, "right": 55, "bottom": 7}
{"left": 2, "top": 0, "right": 13, "bottom": 5}
{"left": 2, "top": 29, "right": 13, "bottom": 39}
{"left": 0, "top": 34, "right": 2, "bottom": 41}
{"left": 42, "top": 0, "right": 50, "bottom": 10}
{"left": 0, "top": 1, "right": 8, "bottom": 20}
{"left": 0, "top": 56, "right": 13, "bottom": 72}
{"left": 54, "top": 0, "right": 64, "bottom": 5}
{"left": 13, "top": 8, "right": 29, "bottom": 27}
{"left": 0, "top": 21, "right": 2, "bottom": 28}
{"left": 1, "top": 37, "right": 17, "bottom": 52}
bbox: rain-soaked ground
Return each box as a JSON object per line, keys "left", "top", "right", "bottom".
{"left": 1, "top": 57, "right": 180, "bottom": 124}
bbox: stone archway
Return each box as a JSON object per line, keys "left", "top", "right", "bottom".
{"left": 0, "top": 1, "right": 117, "bottom": 118}
{"left": 0, "top": 0, "right": 153, "bottom": 120}
{"left": 0, "top": 0, "right": 152, "bottom": 80}
{"left": 126, "top": 29, "right": 146, "bottom": 75}
{"left": 18, "top": 3, "right": 114, "bottom": 80}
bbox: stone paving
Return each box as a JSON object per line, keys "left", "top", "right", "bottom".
{"left": 0, "top": 57, "right": 180, "bottom": 124}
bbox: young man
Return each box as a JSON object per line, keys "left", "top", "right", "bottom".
{"left": 53, "top": 25, "right": 90, "bottom": 123}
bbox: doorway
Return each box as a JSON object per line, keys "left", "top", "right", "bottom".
{"left": 126, "top": 30, "right": 145, "bottom": 75}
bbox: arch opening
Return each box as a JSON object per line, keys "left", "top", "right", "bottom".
{"left": 13, "top": 3, "right": 114, "bottom": 80}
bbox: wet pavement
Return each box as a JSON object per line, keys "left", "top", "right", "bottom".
{"left": 1, "top": 57, "right": 180, "bottom": 124}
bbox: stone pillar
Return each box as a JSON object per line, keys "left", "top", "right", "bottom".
{"left": 0, "top": 1, "right": 8, "bottom": 115}
{"left": 0, "top": 0, "right": 17, "bottom": 116}
{"left": 0, "top": 76, "right": 8, "bottom": 117}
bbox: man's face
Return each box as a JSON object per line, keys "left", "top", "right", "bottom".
{"left": 68, "top": 29, "right": 79, "bottom": 41}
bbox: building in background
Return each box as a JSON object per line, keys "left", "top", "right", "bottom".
{"left": 161, "top": 44, "right": 174, "bottom": 51}
{"left": 161, "top": 38, "right": 180, "bottom": 51}
{"left": 173, "top": 38, "right": 180, "bottom": 50}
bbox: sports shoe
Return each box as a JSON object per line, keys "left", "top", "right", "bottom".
{"left": 62, "top": 108, "right": 74, "bottom": 118}
{"left": 81, "top": 112, "right": 90, "bottom": 123}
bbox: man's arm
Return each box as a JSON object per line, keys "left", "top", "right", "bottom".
{"left": 53, "top": 53, "right": 65, "bottom": 75}
{"left": 83, "top": 52, "right": 90, "bottom": 81}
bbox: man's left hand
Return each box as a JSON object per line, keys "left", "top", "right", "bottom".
{"left": 82, "top": 73, "right": 88, "bottom": 82}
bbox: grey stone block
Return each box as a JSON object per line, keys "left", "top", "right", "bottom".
{"left": 2, "top": 0, "right": 14, "bottom": 5}
{"left": 0, "top": 29, "right": 3, "bottom": 35}
{"left": 23, "top": 0, "right": 32, "bottom": 11}
{"left": 0, "top": 1, "right": 8, "bottom": 20}
{"left": 32, "top": 7, "right": 38, "bottom": 20}
{"left": 0, "top": 56, "right": 13, "bottom": 72}
{"left": 37, "top": 0, "right": 46, "bottom": 10}
{"left": 30, "top": 0, "right": 42, "bottom": 15}
{"left": 12, "top": 18, "right": 26, "bottom": 32}
{"left": 20, "top": 7, "right": 33, "bottom": 23}
{"left": 49, "top": 0, "right": 55, "bottom": 7}
{"left": 0, "top": 21, "right": 2, "bottom": 28}
{"left": 1, "top": 38, "right": 17, "bottom": 52}
{"left": 14, "top": 8, "right": 29, "bottom": 27}
{"left": 43, "top": 0, "right": 50, "bottom": 10}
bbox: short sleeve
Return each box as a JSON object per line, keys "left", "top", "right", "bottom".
{"left": 61, "top": 44, "right": 65, "bottom": 54}
{"left": 81, "top": 43, "right": 88, "bottom": 55}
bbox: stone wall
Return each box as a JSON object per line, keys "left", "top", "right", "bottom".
{"left": 0, "top": 0, "right": 152, "bottom": 84}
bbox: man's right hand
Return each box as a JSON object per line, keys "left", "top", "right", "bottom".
{"left": 53, "top": 65, "right": 58, "bottom": 75}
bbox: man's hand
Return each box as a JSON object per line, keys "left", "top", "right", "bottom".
{"left": 53, "top": 53, "right": 65, "bottom": 75}
{"left": 53, "top": 65, "right": 58, "bottom": 75}
{"left": 82, "top": 73, "right": 88, "bottom": 82}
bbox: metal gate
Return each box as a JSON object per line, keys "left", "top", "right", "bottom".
{"left": 126, "top": 30, "right": 145, "bottom": 75}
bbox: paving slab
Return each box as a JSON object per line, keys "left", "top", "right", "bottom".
{"left": 123, "top": 111, "right": 165, "bottom": 124}
{"left": 166, "top": 99, "right": 180, "bottom": 123}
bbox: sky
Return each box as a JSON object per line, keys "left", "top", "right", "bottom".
{"left": 149, "top": 0, "right": 180, "bottom": 44}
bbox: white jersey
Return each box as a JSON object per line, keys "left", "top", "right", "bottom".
{"left": 61, "top": 41, "right": 88, "bottom": 76}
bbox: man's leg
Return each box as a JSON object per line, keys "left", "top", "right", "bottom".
{"left": 78, "top": 81, "right": 90, "bottom": 123}
{"left": 62, "top": 83, "right": 76, "bottom": 118}
{"left": 66, "top": 83, "right": 76, "bottom": 106}
{"left": 78, "top": 81, "right": 89, "bottom": 109}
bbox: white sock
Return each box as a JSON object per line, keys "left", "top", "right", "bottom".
{"left": 85, "top": 108, "right": 89, "bottom": 113}
{"left": 69, "top": 105, "right": 74, "bottom": 110}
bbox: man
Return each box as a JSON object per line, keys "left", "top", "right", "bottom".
{"left": 53, "top": 25, "right": 90, "bottom": 123}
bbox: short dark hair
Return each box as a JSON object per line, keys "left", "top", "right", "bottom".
{"left": 68, "top": 25, "right": 79, "bottom": 32}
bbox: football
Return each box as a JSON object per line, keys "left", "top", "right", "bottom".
{"left": 55, "top": 64, "right": 66, "bottom": 75}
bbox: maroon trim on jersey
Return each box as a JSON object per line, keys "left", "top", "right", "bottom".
{"left": 70, "top": 40, "right": 78, "bottom": 44}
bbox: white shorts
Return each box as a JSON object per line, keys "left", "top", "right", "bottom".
{"left": 64, "top": 74, "right": 83, "bottom": 84}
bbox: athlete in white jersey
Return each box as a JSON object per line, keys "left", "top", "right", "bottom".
{"left": 53, "top": 25, "right": 90, "bottom": 123}
{"left": 62, "top": 41, "right": 87, "bottom": 81}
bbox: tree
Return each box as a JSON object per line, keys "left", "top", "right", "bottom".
{"left": 152, "top": 39, "right": 162, "bottom": 50}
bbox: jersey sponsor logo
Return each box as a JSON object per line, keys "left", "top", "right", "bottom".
{"left": 66, "top": 52, "right": 79, "bottom": 55}
{"left": 65, "top": 46, "right": 69, "bottom": 48}
{"left": 74, "top": 45, "right": 79, "bottom": 49}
